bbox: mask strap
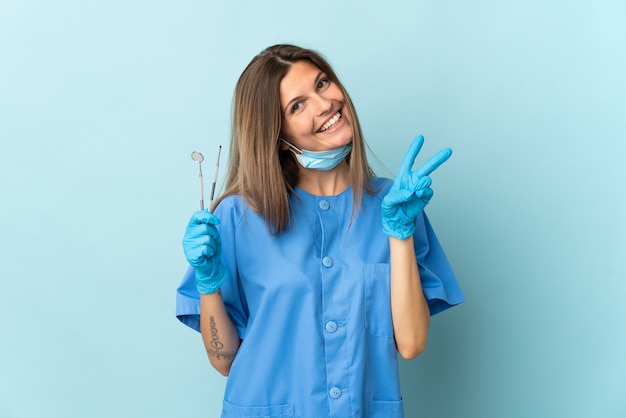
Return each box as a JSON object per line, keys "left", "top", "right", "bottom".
{"left": 279, "top": 138, "right": 302, "bottom": 154}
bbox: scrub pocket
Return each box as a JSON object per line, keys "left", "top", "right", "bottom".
{"left": 363, "top": 263, "right": 393, "bottom": 338}
{"left": 221, "top": 400, "right": 294, "bottom": 417}
{"left": 370, "top": 399, "right": 404, "bottom": 417}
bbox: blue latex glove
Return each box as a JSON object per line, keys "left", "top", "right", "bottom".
{"left": 182, "top": 210, "right": 228, "bottom": 294}
{"left": 381, "top": 135, "right": 452, "bottom": 240}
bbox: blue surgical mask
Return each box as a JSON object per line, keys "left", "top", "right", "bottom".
{"left": 281, "top": 139, "right": 352, "bottom": 171}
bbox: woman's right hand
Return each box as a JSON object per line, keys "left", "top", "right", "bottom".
{"left": 182, "top": 210, "right": 228, "bottom": 294}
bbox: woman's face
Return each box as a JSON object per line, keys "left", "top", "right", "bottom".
{"left": 279, "top": 60, "right": 353, "bottom": 151}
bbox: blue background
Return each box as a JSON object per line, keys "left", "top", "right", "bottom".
{"left": 1, "top": 1, "right": 625, "bottom": 417}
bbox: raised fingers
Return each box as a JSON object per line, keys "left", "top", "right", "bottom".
{"left": 414, "top": 147, "right": 452, "bottom": 177}
{"left": 399, "top": 135, "right": 425, "bottom": 175}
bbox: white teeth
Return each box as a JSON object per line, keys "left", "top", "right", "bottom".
{"left": 319, "top": 112, "right": 341, "bottom": 132}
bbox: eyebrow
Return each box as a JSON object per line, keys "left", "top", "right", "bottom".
{"left": 283, "top": 70, "right": 326, "bottom": 114}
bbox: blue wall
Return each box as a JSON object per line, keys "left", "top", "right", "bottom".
{"left": 1, "top": 1, "right": 624, "bottom": 417}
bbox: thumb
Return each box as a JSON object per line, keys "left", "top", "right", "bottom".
{"left": 383, "top": 188, "right": 415, "bottom": 207}
{"left": 191, "top": 210, "right": 220, "bottom": 226}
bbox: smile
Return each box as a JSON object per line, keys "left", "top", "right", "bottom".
{"left": 318, "top": 112, "right": 342, "bottom": 133}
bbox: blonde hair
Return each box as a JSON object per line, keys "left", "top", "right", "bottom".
{"left": 216, "top": 44, "right": 376, "bottom": 234}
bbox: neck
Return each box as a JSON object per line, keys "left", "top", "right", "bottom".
{"left": 296, "top": 161, "right": 350, "bottom": 196}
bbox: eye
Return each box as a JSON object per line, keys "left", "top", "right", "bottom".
{"left": 290, "top": 101, "right": 304, "bottom": 114}
{"left": 317, "top": 78, "right": 330, "bottom": 91}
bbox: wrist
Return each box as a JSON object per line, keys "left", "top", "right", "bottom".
{"left": 381, "top": 219, "right": 415, "bottom": 240}
{"left": 196, "top": 264, "right": 228, "bottom": 294}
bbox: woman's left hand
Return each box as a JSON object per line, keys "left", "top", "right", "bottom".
{"left": 381, "top": 135, "right": 452, "bottom": 240}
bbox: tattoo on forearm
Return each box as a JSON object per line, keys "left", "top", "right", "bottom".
{"left": 207, "top": 315, "right": 236, "bottom": 361}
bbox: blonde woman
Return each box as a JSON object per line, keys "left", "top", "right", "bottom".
{"left": 177, "top": 44, "right": 464, "bottom": 418}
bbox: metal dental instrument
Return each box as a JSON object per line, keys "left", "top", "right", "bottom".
{"left": 209, "top": 145, "right": 222, "bottom": 211}
{"left": 191, "top": 151, "right": 205, "bottom": 210}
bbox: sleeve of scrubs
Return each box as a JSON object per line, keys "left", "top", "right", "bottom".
{"left": 414, "top": 211, "right": 465, "bottom": 315}
{"left": 175, "top": 265, "right": 201, "bottom": 331}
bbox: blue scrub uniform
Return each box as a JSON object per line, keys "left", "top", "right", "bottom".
{"left": 176, "top": 177, "right": 464, "bottom": 418}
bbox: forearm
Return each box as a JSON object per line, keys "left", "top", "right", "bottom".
{"left": 389, "top": 235, "right": 430, "bottom": 359}
{"left": 200, "top": 291, "right": 241, "bottom": 376}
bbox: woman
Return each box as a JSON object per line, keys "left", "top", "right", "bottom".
{"left": 176, "top": 44, "right": 464, "bottom": 418}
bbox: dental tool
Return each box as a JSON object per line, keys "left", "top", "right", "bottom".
{"left": 209, "top": 146, "right": 222, "bottom": 211}
{"left": 191, "top": 151, "right": 205, "bottom": 210}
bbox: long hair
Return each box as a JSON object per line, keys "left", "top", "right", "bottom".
{"left": 215, "top": 44, "right": 376, "bottom": 234}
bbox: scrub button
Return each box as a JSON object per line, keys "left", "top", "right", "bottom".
{"left": 325, "top": 321, "right": 338, "bottom": 333}
{"left": 329, "top": 387, "right": 342, "bottom": 399}
{"left": 322, "top": 257, "right": 333, "bottom": 268}
{"left": 318, "top": 200, "right": 330, "bottom": 210}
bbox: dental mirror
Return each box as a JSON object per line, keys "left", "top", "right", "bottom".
{"left": 191, "top": 151, "right": 205, "bottom": 210}
{"left": 191, "top": 151, "right": 204, "bottom": 164}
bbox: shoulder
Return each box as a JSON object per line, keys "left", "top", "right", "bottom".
{"left": 368, "top": 177, "right": 393, "bottom": 199}
{"left": 213, "top": 194, "right": 250, "bottom": 227}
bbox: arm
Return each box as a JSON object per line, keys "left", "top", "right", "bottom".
{"left": 183, "top": 210, "right": 241, "bottom": 375}
{"left": 381, "top": 135, "right": 452, "bottom": 358}
{"left": 389, "top": 235, "right": 430, "bottom": 359}
{"left": 200, "top": 290, "right": 241, "bottom": 376}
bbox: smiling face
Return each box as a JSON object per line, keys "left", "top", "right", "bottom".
{"left": 279, "top": 60, "right": 353, "bottom": 152}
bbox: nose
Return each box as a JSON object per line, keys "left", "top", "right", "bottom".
{"left": 313, "top": 93, "right": 333, "bottom": 116}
